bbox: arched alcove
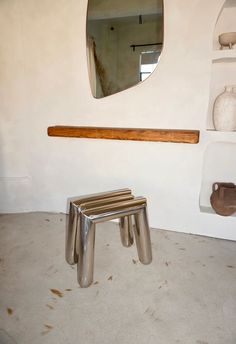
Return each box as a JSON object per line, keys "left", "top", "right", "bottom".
{"left": 213, "top": 0, "right": 236, "bottom": 50}
{"left": 206, "top": 0, "right": 236, "bottom": 130}
{"left": 200, "top": 0, "right": 236, "bottom": 215}
{"left": 200, "top": 141, "right": 236, "bottom": 215}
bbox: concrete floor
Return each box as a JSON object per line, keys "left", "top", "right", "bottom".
{"left": 0, "top": 213, "right": 236, "bottom": 344}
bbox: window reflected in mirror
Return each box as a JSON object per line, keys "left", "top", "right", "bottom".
{"left": 87, "top": 0, "right": 163, "bottom": 98}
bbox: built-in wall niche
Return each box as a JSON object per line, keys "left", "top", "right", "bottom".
{"left": 213, "top": 0, "right": 236, "bottom": 50}
{"left": 206, "top": 0, "right": 236, "bottom": 131}
{"left": 206, "top": 62, "right": 236, "bottom": 130}
{"left": 199, "top": 141, "right": 236, "bottom": 215}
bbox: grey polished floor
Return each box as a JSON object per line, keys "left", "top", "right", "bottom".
{"left": 0, "top": 213, "right": 236, "bottom": 344}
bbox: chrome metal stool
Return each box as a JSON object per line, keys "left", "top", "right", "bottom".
{"left": 66, "top": 189, "right": 134, "bottom": 265}
{"left": 66, "top": 192, "right": 152, "bottom": 288}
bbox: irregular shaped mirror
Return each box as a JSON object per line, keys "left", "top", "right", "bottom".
{"left": 87, "top": 0, "right": 163, "bottom": 98}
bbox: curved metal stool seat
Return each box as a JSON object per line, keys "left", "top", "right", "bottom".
{"left": 66, "top": 191, "right": 152, "bottom": 288}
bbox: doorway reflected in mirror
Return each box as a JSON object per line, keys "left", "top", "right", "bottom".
{"left": 87, "top": 0, "right": 163, "bottom": 98}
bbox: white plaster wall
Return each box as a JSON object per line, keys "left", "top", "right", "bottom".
{"left": 1, "top": 0, "right": 235, "bottom": 240}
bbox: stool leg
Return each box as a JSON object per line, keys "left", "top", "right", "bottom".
{"left": 65, "top": 203, "right": 78, "bottom": 265}
{"left": 77, "top": 215, "right": 95, "bottom": 288}
{"left": 119, "top": 216, "right": 134, "bottom": 247}
{"left": 133, "top": 208, "right": 152, "bottom": 264}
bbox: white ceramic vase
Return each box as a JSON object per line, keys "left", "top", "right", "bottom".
{"left": 213, "top": 85, "right": 236, "bottom": 131}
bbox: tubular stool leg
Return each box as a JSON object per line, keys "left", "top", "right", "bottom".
{"left": 77, "top": 215, "right": 96, "bottom": 288}
{"left": 66, "top": 202, "right": 79, "bottom": 265}
{"left": 133, "top": 207, "right": 152, "bottom": 264}
{"left": 119, "top": 216, "right": 134, "bottom": 247}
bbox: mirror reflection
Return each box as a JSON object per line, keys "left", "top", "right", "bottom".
{"left": 87, "top": 0, "right": 163, "bottom": 98}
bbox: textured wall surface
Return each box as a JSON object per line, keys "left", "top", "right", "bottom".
{"left": 1, "top": 0, "right": 235, "bottom": 239}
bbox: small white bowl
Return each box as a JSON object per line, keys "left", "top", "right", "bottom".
{"left": 219, "top": 32, "right": 236, "bottom": 49}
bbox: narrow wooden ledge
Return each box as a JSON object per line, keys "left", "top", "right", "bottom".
{"left": 47, "top": 126, "right": 200, "bottom": 144}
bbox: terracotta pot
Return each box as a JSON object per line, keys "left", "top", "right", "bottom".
{"left": 210, "top": 182, "right": 236, "bottom": 216}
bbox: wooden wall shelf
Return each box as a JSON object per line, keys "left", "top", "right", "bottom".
{"left": 47, "top": 126, "right": 200, "bottom": 144}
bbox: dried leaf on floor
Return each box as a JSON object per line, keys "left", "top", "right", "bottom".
{"left": 50, "top": 289, "right": 63, "bottom": 297}
{"left": 7, "top": 308, "right": 13, "bottom": 315}
{"left": 44, "top": 324, "right": 53, "bottom": 330}
{"left": 108, "top": 275, "right": 113, "bottom": 281}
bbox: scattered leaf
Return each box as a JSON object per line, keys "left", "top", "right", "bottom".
{"left": 227, "top": 265, "right": 235, "bottom": 269}
{"left": 44, "top": 324, "right": 53, "bottom": 330}
{"left": 93, "top": 281, "right": 99, "bottom": 285}
{"left": 65, "top": 288, "right": 72, "bottom": 291}
{"left": 45, "top": 219, "right": 50, "bottom": 222}
{"left": 108, "top": 275, "right": 113, "bottom": 281}
{"left": 46, "top": 304, "right": 54, "bottom": 310}
{"left": 50, "top": 289, "right": 63, "bottom": 298}
{"left": 7, "top": 308, "right": 13, "bottom": 315}
{"left": 132, "top": 259, "right": 137, "bottom": 264}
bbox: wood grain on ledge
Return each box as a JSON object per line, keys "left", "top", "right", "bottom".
{"left": 47, "top": 126, "right": 200, "bottom": 144}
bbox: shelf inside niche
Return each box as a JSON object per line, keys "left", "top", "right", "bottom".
{"left": 206, "top": 129, "right": 236, "bottom": 133}
{"left": 212, "top": 48, "right": 236, "bottom": 62}
{"left": 205, "top": 129, "right": 236, "bottom": 142}
{"left": 200, "top": 205, "right": 236, "bottom": 216}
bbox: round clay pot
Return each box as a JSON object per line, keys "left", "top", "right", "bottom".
{"left": 210, "top": 182, "right": 236, "bottom": 216}
{"left": 219, "top": 32, "right": 236, "bottom": 49}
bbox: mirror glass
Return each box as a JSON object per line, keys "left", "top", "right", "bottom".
{"left": 87, "top": 0, "right": 163, "bottom": 98}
